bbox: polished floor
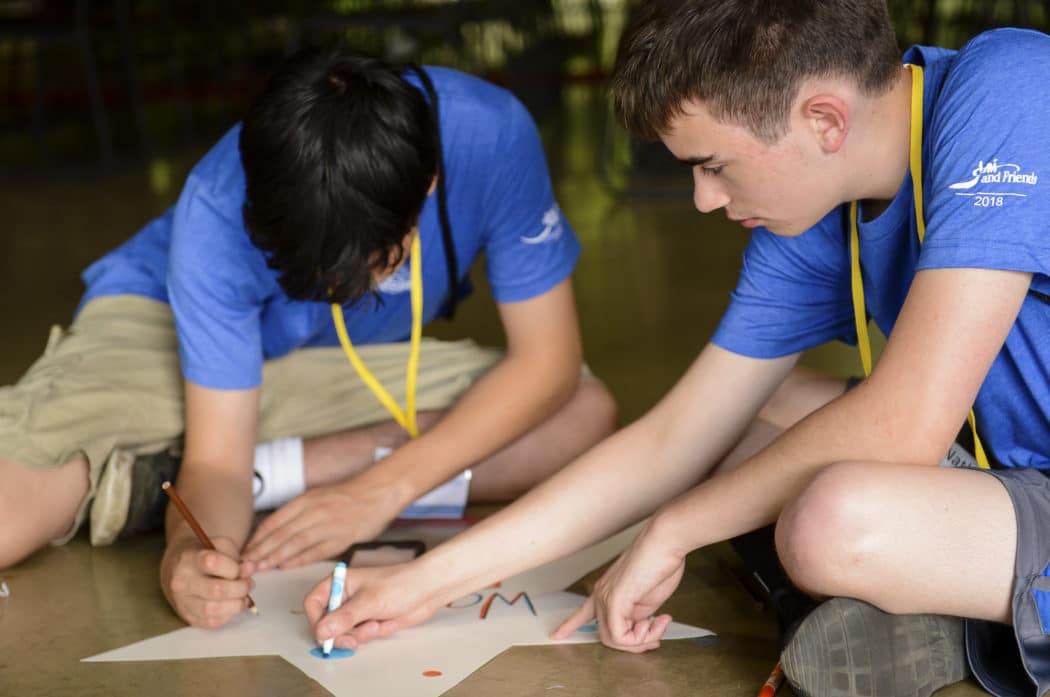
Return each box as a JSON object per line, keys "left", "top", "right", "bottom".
{"left": 1, "top": 84, "right": 987, "bottom": 696}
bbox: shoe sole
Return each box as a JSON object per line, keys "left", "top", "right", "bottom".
{"left": 90, "top": 449, "right": 136, "bottom": 546}
{"left": 780, "top": 597, "right": 969, "bottom": 697}
{"left": 90, "top": 447, "right": 181, "bottom": 545}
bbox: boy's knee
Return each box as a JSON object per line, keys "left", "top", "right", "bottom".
{"left": 0, "top": 457, "right": 86, "bottom": 569}
{"left": 775, "top": 462, "right": 883, "bottom": 596}
{"left": 0, "top": 530, "right": 36, "bottom": 570}
{"left": 0, "top": 495, "right": 46, "bottom": 569}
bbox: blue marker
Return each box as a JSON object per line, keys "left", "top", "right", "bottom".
{"left": 321, "top": 562, "right": 348, "bottom": 657}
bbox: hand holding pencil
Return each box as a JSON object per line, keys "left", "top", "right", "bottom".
{"left": 160, "top": 481, "right": 259, "bottom": 626}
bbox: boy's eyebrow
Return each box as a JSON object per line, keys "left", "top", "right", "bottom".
{"left": 678, "top": 154, "right": 718, "bottom": 166}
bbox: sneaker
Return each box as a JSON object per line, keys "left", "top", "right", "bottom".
{"left": 90, "top": 447, "right": 181, "bottom": 545}
{"left": 728, "top": 524, "right": 819, "bottom": 644}
{"left": 780, "top": 597, "right": 970, "bottom": 697}
{"left": 771, "top": 585, "right": 819, "bottom": 648}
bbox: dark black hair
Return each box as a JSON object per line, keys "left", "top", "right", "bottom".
{"left": 240, "top": 46, "right": 458, "bottom": 311}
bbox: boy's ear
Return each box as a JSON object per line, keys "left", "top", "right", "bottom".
{"left": 801, "top": 94, "right": 850, "bottom": 154}
{"left": 427, "top": 176, "right": 438, "bottom": 196}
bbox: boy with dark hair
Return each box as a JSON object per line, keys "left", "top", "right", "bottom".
{"left": 303, "top": 3, "right": 1050, "bottom": 696}
{"left": 0, "top": 47, "right": 618, "bottom": 629}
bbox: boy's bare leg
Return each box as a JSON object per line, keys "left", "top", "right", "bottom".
{"left": 717, "top": 366, "right": 849, "bottom": 475}
{"left": 730, "top": 367, "right": 1015, "bottom": 622}
{"left": 775, "top": 463, "right": 1010, "bottom": 697}
{"left": 709, "top": 365, "right": 1013, "bottom": 621}
{"left": 0, "top": 455, "right": 88, "bottom": 568}
{"left": 467, "top": 378, "right": 617, "bottom": 501}
{"left": 301, "top": 419, "right": 424, "bottom": 489}
{"left": 777, "top": 461, "right": 1015, "bottom": 623}
{"left": 301, "top": 378, "right": 618, "bottom": 501}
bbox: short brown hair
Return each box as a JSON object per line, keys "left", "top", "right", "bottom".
{"left": 611, "top": 0, "right": 901, "bottom": 143}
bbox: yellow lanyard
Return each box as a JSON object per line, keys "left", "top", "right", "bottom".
{"left": 331, "top": 234, "right": 422, "bottom": 439}
{"left": 849, "top": 63, "right": 990, "bottom": 469}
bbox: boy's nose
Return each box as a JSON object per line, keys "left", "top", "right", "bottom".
{"left": 692, "top": 175, "right": 729, "bottom": 214}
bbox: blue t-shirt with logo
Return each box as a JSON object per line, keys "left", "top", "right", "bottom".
{"left": 78, "top": 67, "right": 580, "bottom": 390}
{"left": 713, "top": 29, "right": 1050, "bottom": 470}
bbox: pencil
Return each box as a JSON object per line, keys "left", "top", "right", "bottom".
{"left": 757, "top": 662, "right": 784, "bottom": 697}
{"left": 161, "top": 481, "right": 258, "bottom": 614}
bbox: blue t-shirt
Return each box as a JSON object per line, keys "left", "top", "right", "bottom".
{"left": 79, "top": 67, "right": 580, "bottom": 390}
{"left": 713, "top": 29, "right": 1050, "bottom": 470}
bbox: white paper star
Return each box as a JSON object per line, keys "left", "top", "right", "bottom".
{"left": 84, "top": 525, "right": 712, "bottom": 696}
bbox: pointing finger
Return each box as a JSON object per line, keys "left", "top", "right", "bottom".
{"left": 551, "top": 596, "right": 596, "bottom": 640}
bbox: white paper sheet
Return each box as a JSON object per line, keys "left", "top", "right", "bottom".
{"left": 85, "top": 523, "right": 713, "bottom": 696}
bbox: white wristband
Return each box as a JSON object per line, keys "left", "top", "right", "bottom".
{"left": 252, "top": 437, "right": 306, "bottom": 511}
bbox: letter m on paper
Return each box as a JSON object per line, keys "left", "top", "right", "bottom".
{"left": 479, "top": 592, "right": 537, "bottom": 619}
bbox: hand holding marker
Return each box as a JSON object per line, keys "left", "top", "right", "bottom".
{"left": 322, "top": 562, "right": 348, "bottom": 656}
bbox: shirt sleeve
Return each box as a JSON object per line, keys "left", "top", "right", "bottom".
{"left": 481, "top": 95, "right": 581, "bottom": 303}
{"left": 712, "top": 210, "right": 856, "bottom": 359}
{"left": 167, "top": 175, "right": 268, "bottom": 390}
{"left": 920, "top": 29, "right": 1050, "bottom": 278}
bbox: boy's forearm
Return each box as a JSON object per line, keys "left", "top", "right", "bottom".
{"left": 415, "top": 412, "right": 709, "bottom": 604}
{"left": 355, "top": 350, "right": 579, "bottom": 509}
{"left": 163, "top": 465, "right": 256, "bottom": 550}
{"left": 403, "top": 344, "right": 796, "bottom": 602}
{"left": 172, "top": 382, "right": 261, "bottom": 550}
{"left": 410, "top": 355, "right": 771, "bottom": 597}
{"left": 656, "top": 385, "right": 930, "bottom": 556}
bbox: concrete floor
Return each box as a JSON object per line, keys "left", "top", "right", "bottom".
{"left": 0, "top": 84, "right": 989, "bottom": 696}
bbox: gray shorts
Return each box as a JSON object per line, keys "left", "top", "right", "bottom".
{"left": 968, "top": 466, "right": 1050, "bottom": 697}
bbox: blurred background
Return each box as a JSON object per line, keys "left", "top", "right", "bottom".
{"left": 2, "top": 0, "right": 1047, "bottom": 411}
{"left": 2, "top": 0, "right": 1048, "bottom": 175}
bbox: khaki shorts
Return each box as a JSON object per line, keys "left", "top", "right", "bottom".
{"left": 0, "top": 295, "right": 504, "bottom": 543}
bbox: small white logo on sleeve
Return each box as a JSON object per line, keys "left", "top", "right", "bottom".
{"left": 376, "top": 264, "right": 412, "bottom": 294}
{"left": 949, "top": 158, "right": 1038, "bottom": 208}
{"left": 520, "top": 205, "right": 564, "bottom": 245}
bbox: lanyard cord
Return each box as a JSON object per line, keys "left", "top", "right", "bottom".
{"left": 409, "top": 64, "right": 459, "bottom": 320}
{"left": 849, "top": 63, "right": 990, "bottom": 469}
{"left": 331, "top": 234, "right": 423, "bottom": 439}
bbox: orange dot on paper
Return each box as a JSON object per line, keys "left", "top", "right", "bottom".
{"left": 422, "top": 670, "right": 443, "bottom": 677}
